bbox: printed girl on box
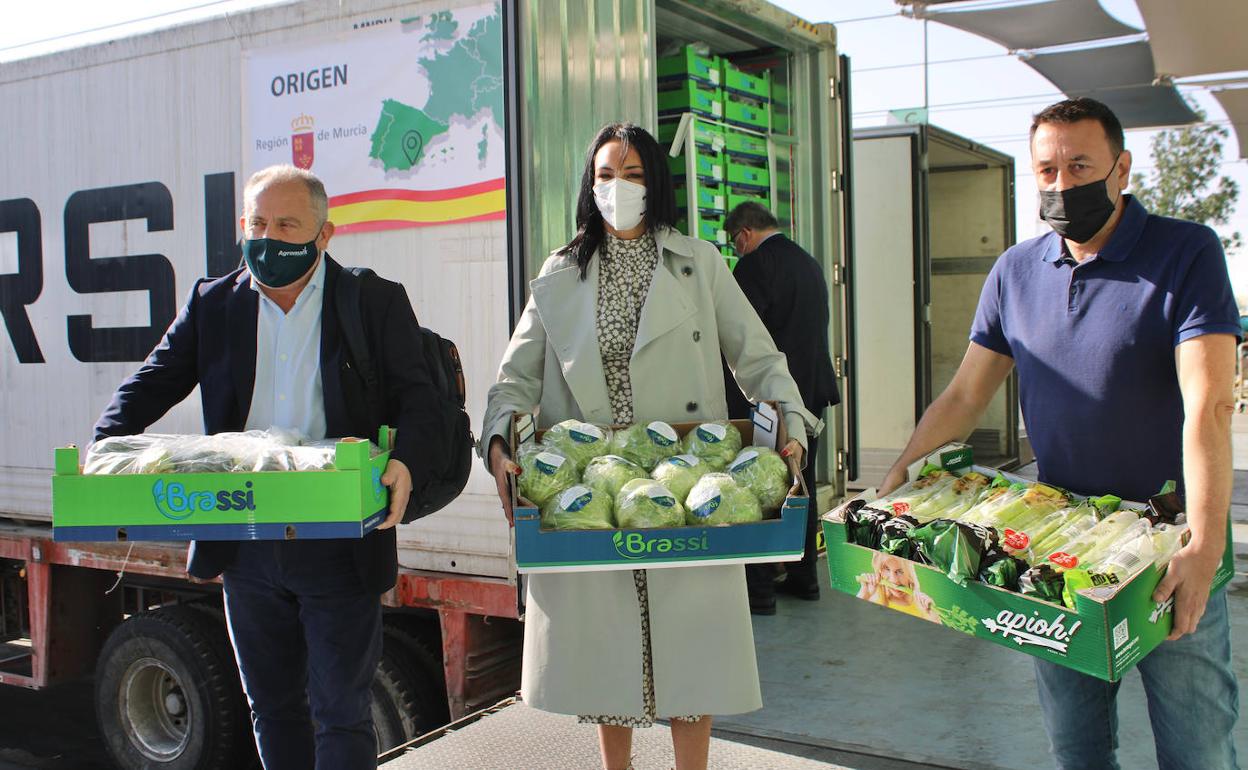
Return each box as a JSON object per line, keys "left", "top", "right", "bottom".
{"left": 479, "top": 122, "right": 819, "bottom": 770}
{"left": 857, "top": 552, "right": 943, "bottom": 625}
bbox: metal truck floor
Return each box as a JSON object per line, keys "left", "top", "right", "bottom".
{"left": 381, "top": 699, "right": 864, "bottom": 769}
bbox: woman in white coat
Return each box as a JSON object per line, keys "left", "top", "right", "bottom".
{"left": 481, "top": 122, "right": 820, "bottom": 770}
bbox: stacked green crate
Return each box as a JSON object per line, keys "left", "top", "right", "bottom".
{"left": 667, "top": 144, "right": 724, "bottom": 185}
{"left": 721, "top": 59, "right": 772, "bottom": 240}
{"left": 659, "top": 46, "right": 731, "bottom": 252}
{"left": 658, "top": 46, "right": 724, "bottom": 120}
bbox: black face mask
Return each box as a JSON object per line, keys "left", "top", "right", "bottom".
{"left": 1038, "top": 155, "right": 1121, "bottom": 243}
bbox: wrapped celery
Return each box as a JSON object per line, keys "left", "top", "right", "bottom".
{"left": 958, "top": 482, "right": 1068, "bottom": 535}
{"left": 909, "top": 471, "right": 991, "bottom": 522}
{"left": 1150, "top": 522, "right": 1187, "bottom": 566}
{"left": 1025, "top": 508, "right": 1100, "bottom": 565}
{"left": 1085, "top": 527, "right": 1155, "bottom": 583}
{"left": 869, "top": 470, "right": 956, "bottom": 517}
{"left": 1045, "top": 510, "right": 1143, "bottom": 570}
{"left": 1003, "top": 502, "right": 1097, "bottom": 562}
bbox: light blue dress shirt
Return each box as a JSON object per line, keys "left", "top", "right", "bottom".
{"left": 245, "top": 258, "right": 327, "bottom": 441}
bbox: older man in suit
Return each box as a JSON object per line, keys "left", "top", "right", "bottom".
{"left": 724, "top": 202, "right": 840, "bottom": 615}
{"left": 95, "top": 165, "right": 445, "bottom": 769}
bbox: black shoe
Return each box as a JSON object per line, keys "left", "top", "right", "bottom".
{"left": 748, "top": 593, "right": 777, "bottom": 616}
{"left": 776, "top": 578, "right": 820, "bottom": 601}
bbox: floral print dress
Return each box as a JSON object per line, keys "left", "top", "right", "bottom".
{"left": 577, "top": 231, "right": 701, "bottom": 728}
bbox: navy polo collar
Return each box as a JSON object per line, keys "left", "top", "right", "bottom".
{"left": 1041, "top": 194, "right": 1148, "bottom": 264}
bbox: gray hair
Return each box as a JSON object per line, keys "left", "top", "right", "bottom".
{"left": 724, "top": 201, "right": 779, "bottom": 234}
{"left": 242, "top": 165, "right": 329, "bottom": 224}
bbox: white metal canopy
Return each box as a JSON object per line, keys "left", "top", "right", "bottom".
{"left": 1024, "top": 40, "right": 1198, "bottom": 128}
{"left": 913, "top": 0, "right": 1140, "bottom": 52}
{"left": 1136, "top": 0, "right": 1248, "bottom": 80}
{"left": 1213, "top": 88, "right": 1248, "bottom": 159}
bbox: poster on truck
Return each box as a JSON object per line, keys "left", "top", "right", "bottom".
{"left": 243, "top": 1, "right": 504, "bottom": 232}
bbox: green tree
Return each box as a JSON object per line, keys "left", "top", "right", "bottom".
{"left": 1131, "top": 107, "right": 1241, "bottom": 252}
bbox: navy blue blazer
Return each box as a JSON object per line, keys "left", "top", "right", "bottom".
{"left": 94, "top": 255, "right": 444, "bottom": 593}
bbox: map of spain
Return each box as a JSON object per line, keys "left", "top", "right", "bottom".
{"left": 368, "top": 6, "right": 503, "bottom": 171}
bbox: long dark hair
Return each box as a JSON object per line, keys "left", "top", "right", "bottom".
{"left": 557, "top": 122, "right": 679, "bottom": 279}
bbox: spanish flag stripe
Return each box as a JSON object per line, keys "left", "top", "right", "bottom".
{"left": 328, "top": 188, "right": 505, "bottom": 227}
{"left": 329, "top": 178, "right": 505, "bottom": 206}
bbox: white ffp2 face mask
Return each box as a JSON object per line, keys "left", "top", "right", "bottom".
{"left": 593, "top": 178, "right": 647, "bottom": 231}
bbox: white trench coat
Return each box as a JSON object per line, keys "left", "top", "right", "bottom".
{"left": 481, "top": 226, "right": 820, "bottom": 717}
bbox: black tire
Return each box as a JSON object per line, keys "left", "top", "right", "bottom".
{"left": 95, "top": 606, "right": 254, "bottom": 770}
{"left": 371, "top": 642, "right": 423, "bottom": 753}
{"left": 383, "top": 621, "right": 448, "bottom": 726}
{"left": 371, "top": 624, "right": 448, "bottom": 753}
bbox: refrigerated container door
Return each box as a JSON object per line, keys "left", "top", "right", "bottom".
{"left": 849, "top": 131, "right": 923, "bottom": 488}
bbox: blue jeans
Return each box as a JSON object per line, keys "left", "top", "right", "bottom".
{"left": 223, "top": 539, "right": 382, "bottom": 770}
{"left": 1034, "top": 589, "right": 1240, "bottom": 770}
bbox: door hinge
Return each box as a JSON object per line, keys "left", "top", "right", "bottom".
{"left": 832, "top": 263, "right": 845, "bottom": 286}
{"left": 829, "top": 76, "right": 838, "bottom": 100}
{"left": 830, "top": 171, "right": 843, "bottom": 192}
{"left": 833, "top": 356, "right": 848, "bottom": 378}
{"left": 836, "top": 449, "right": 846, "bottom": 473}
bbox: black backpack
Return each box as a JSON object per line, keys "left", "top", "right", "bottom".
{"left": 335, "top": 266, "right": 474, "bottom": 523}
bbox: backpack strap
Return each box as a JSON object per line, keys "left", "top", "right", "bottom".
{"left": 334, "top": 266, "right": 382, "bottom": 428}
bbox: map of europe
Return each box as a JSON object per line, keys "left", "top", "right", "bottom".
{"left": 368, "top": 5, "right": 503, "bottom": 171}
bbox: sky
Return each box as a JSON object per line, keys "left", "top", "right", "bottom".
{"left": 2, "top": 0, "right": 1246, "bottom": 299}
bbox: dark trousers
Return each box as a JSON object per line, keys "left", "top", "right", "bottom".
{"left": 223, "top": 539, "right": 382, "bottom": 770}
{"left": 747, "top": 433, "right": 820, "bottom": 598}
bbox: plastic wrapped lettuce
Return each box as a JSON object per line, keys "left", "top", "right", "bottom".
{"left": 651, "top": 454, "right": 709, "bottom": 502}
{"left": 583, "top": 454, "right": 648, "bottom": 499}
{"left": 680, "top": 421, "right": 742, "bottom": 469}
{"left": 540, "top": 484, "right": 615, "bottom": 530}
{"left": 909, "top": 471, "right": 991, "bottom": 522}
{"left": 868, "top": 470, "right": 956, "bottom": 518}
{"left": 541, "top": 419, "right": 612, "bottom": 472}
{"left": 515, "top": 443, "right": 579, "bottom": 508}
{"left": 685, "top": 473, "right": 762, "bottom": 525}
{"left": 726, "top": 447, "right": 791, "bottom": 510}
{"left": 616, "top": 478, "right": 686, "bottom": 528}
{"left": 611, "top": 421, "right": 681, "bottom": 470}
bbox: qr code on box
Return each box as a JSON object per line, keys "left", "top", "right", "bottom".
{"left": 1113, "top": 618, "right": 1130, "bottom": 650}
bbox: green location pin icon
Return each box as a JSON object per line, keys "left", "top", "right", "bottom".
{"left": 402, "top": 130, "right": 423, "bottom": 166}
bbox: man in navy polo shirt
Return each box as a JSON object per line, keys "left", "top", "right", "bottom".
{"left": 880, "top": 98, "right": 1240, "bottom": 770}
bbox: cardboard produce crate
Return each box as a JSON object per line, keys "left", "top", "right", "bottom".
{"left": 53, "top": 430, "right": 392, "bottom": 542}
{"left": 657, "top": 79, "right": 723, "bottom": 119}
{"left": 667, "top": 146, "right": 724, "bottom": 183}
{"left": 720, "top": 61, "right": 770, "bottom": 102}
{"left": 513, "top": 405, "right": 808, "bottom": 573}
{"left": 724, "top": 127, "right": 768, "bottom": 160}
{"left": 658, "top": 45, "right": 722, "bottom": 87}
{"left": 724, "top": 97, "right": 770, "bottom": 131}
{"left": 821, "top": 454, "right": 1234, "bottom": 681}
{"left": 659, "top": 116, "right": 724, "bottom": 152}
{"left": 675, "top": 181, "right": 727, "bottom": 214}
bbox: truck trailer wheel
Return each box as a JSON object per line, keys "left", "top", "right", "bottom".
{"left": 95, "top": 606, "right": 254, "bottom": 770}
{"left": 372, "top": 624, "right": 448, "bottom": 752}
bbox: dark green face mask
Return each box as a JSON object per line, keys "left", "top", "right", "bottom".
{"left": 243, "top": 236, "right": 318, "bottom": 288}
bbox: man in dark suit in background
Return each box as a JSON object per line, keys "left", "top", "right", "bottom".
{"left": 724, "top": 202, "right": 840, "bottom": 616}
{"left": 94, "top": 165, "right": 445, "bottom": 769}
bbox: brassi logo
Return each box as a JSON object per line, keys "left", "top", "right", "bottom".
{"left": 612, "top": 530, "right": 709, "bottom": 560}
{"left": 152, "top": 479, "right": 257, "bottom": 521}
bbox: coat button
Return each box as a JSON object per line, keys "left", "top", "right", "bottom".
{"left": 686, "top": 401, "right": 698, "bottom": 412}
{"left": 692, "top": 331, "right": 701, "bottom": 342}
{"left": 682, "top": 266, "right": 693, "bottom": 276}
